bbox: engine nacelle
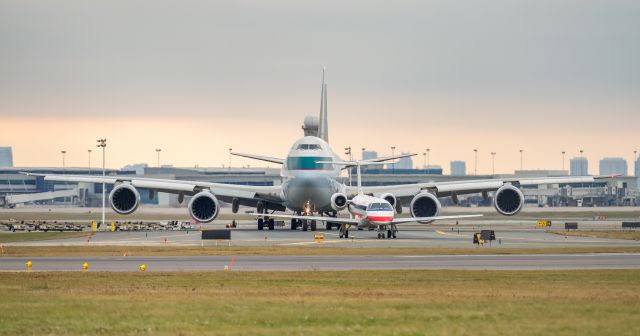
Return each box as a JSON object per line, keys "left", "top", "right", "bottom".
{"left": 410, "top": 192, "right": 441, "bottom": 223}
{"left": 330, "top": 193, "right": 348, "bottom": 211}
{"left": 494, "top": 184, "right": 524, "bottom": 216}
{"left": 109, "top": 184, "right": 140, "bottom": 215}
{"left": 379, "top": 193, "right": 397, "bottom": 208}
{"left": 188, "top": 191, "right": 220, "bottom": 223}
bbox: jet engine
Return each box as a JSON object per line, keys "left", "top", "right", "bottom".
{"left": 188, "top": 191, "right": 220, "bottom": 223}
{"left": 330, "top": 192, "right": 348, "bottom": 211}
{"left": 494, "top": 184, "right": 524, "bottom": 216}
{"left": 379, "top": 193, "right": 397, "bottom": 208}
{"left": 409, "top": 192, "right": 441, "bottom": 223}
{"left": 109, "top": 184, "right": 140, "bottom": 215}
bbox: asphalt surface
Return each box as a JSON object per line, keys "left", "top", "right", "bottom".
{"left": 3, "top": 221, "right": 639, "bottom": 248}
{"left": 2, "top": 254, "right": 639, "bottom": 271}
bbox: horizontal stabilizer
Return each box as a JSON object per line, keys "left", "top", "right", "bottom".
{"left": 230, "top": 152, "right": 284, "bottom": 165}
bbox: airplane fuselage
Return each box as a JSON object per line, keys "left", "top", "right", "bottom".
{"left": 279, "top": 136, "right": 345, "bottom": 213}
{"left": 347, "top": 194, "right": 395, "bottom": 228}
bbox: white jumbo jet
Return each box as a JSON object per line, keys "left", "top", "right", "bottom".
{"left": 22, "top": 70, "right": 607, "bottom": 232}
{"left": 250, "top": 161, "right": 482, "bottom": 239}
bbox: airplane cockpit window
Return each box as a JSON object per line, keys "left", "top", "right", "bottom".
{"left": 367, "top": 203, "right": 393, "bottom": 211}
{"left": 296, "top": 144, "right": 322, "bottom": 150}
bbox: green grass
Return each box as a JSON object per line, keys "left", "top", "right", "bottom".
{"left": 0, "top": 270, "right": 639, "bottom": 335}
{"left": 0, "top": 232, "right": 88, "bottom": 243}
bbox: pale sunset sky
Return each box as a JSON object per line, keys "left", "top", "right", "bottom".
{"left": 1, "top": 1, "right": 639, "bottom": 174}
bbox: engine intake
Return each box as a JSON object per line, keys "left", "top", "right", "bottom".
{"left": 409, "top": 192, "right": 441, "bottom": 223}
{"left": 494, "top": 185, "right": 524, "bottom": 216}
{"left": 379, "top": 193, "right": 397, "bottom": 208}
{"left": 330, "top": 193, "right": 348, "bottom": 211}
{"left": 188, "top": 191, "right": 220, "bottom": 223}
{"left": 109, "top": 184, "right": 140, "bottom": 215}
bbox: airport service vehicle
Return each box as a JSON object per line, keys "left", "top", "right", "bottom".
{"left": 22, "top": 70, "right": 606, "bottom": 231}
{"left": 251, "top": 161, "right": 481, "bottom": 238}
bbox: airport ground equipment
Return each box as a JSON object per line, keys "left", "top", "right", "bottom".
{"left": 622, "top": 222, "right": 640, "bottom": 229}
{"left": 565, "top": 222, "right": 578, "bottom": 231}
{"left": 202, "top": 230, "right": 231, "bottom": 240}
{"left": 536, "top": 220, "right": 552, "bottom": 227}
{"left": 480, "top": 230, "right": 496, "bottom": 242}
{"left": 473, "top": 233, "right": 485, "bottom": 245}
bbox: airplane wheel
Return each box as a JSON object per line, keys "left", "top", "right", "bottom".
{"left": 310, "top": 220, "right": 317, "bottom": 231}
{"left": 326, "top": 222, "right": 332, "bottom": 230}
{"left": 387, "top": 230, "right": 392, "bottom": 238}
{"left": 268, "top": 219, "right": 275, "bottom": 231}
{"left": 257, "top": 218, "right": 264, "bottom": 231}
{"left": 290, "top": 219, "right": 297, "bottom": 230}
{"left": 392, "top": 232, "right": 397, "bottom": 239}
{"left": 302, "top": 220, "right": 308, "bottom": 231}
{"left": 345, "top": 230, "right": 349, "bottom": 238}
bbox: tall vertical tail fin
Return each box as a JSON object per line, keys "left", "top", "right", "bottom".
{"left": 318, "top": 68, "right": 329, "bottom": 142}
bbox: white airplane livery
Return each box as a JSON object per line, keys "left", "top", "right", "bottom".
{"left": 23, "top": 69, "right": 608, "bottom": 233}
{"left": 252, "top": 161, "right": 482, "bottom": 238}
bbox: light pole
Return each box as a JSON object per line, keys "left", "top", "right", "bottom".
{"left": 519, "top": 149, "right": 523, "bottom": 171}
{"left": 361, "top": 147, "right": 366, "bottom": 160}
{"left": 579, "top": 149, "right": 585, "bottom": 175}
{"left": 426, "top": 148, "right": 430, "bottom": 167}
{"left": 155, "top": 149, "right": 162, "bottom": 167}
{"left": 96, "top": 139, "right": 107, "bottom": 228}
{"left": 228, "top": 148, "right": 232, "bottom": 172}
{"left": 344, "top": 147, "right": 352, "bottom": 186}
{"left": 60, "top": 150, "right": 66, "bottom": 172}
{"left": 473, "top": 149, "right": 478, "bottom": 175}
{"left": 88, "top": 149, "right": 92, "bottom": 174}
{"left": 391, "top": 146, "right": 396, "bottom": 174}
{"left": 491, "top": 152, "right": 496, "bottom": 175}
{"left": 423, "top": 152, "right": 427, "bottom": 170}
{"left": 562, "top": 151, "right": 566, "bottom": 171}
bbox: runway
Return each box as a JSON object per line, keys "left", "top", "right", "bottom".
{"left": 4, "top": 223, "right": 639, "bottom": 248}
{"left": 2, "top": 253, "right": 639, "bottom": 271}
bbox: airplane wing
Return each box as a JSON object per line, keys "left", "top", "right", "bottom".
{"left": 20, "top": 173, "right": 284, "bottom": 205}
{"left": 390, "top": 214, "right": 482, "bottom": 224}
{"left": 350, "top": 176, "right": 609, "bottom": 198}
{"left": 249, "top": 213, "right": 360, "bottom": 224}
{"left": 249, "top": 213, "right": 482, "bottom": 225}
{"left": 230, "top": 152, "right": 284, "bottom": 165}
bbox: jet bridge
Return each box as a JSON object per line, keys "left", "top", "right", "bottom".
{"left": 1, "top": 188, "right": 79, "bottom": 207}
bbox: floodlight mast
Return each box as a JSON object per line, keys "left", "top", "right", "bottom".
{"left": 96, "top": 139, "right": 107, "bottom": 228}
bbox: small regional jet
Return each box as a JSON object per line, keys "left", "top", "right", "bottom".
{"left": 250, "top": 160, "right": 482, "bottom": 239}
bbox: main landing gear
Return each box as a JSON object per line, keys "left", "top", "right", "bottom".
{"left": 324, "top": 211, "right": 338, "bottom": 230}
{"left": 257, "top": 205, "right": 275, "bottom": 231}
{"left": 377, "top": 224, "right": 398, "bottom": 239}
{"left": 257, "top": 217, "right": 275, "bottom": 230}
{"left": 289, "top": 214, "right": 317, "bottom": 231}
{"left": 338, "top": 224, "right": 350, "bottom": 239}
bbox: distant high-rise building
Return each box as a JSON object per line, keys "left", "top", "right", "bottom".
{"left": 362, "top": 150, "right": 383, "bottom": 170}
{"left": 450, "top": 161, "right": 466, "bottom": 176}
{"left": 362, "top": 150, "right": 377, "bottom": 161}
{"left": 599, "top": 157, "right": 627, "bottom": 176}
{"left": 634, "top": 159, "right": 639, "bottom": 177}
{"left": 0, "top": 147, "right": 13, "bottom": 167}
{"left": 393, "top": 152, "right": 413, "bottom": 169}
{"left": 570, "top": 157, "right": 588, "bottom": 176}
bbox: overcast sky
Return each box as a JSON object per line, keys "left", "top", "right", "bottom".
{"left": 1, "top": 0, "right": 639, "bottom": 174}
